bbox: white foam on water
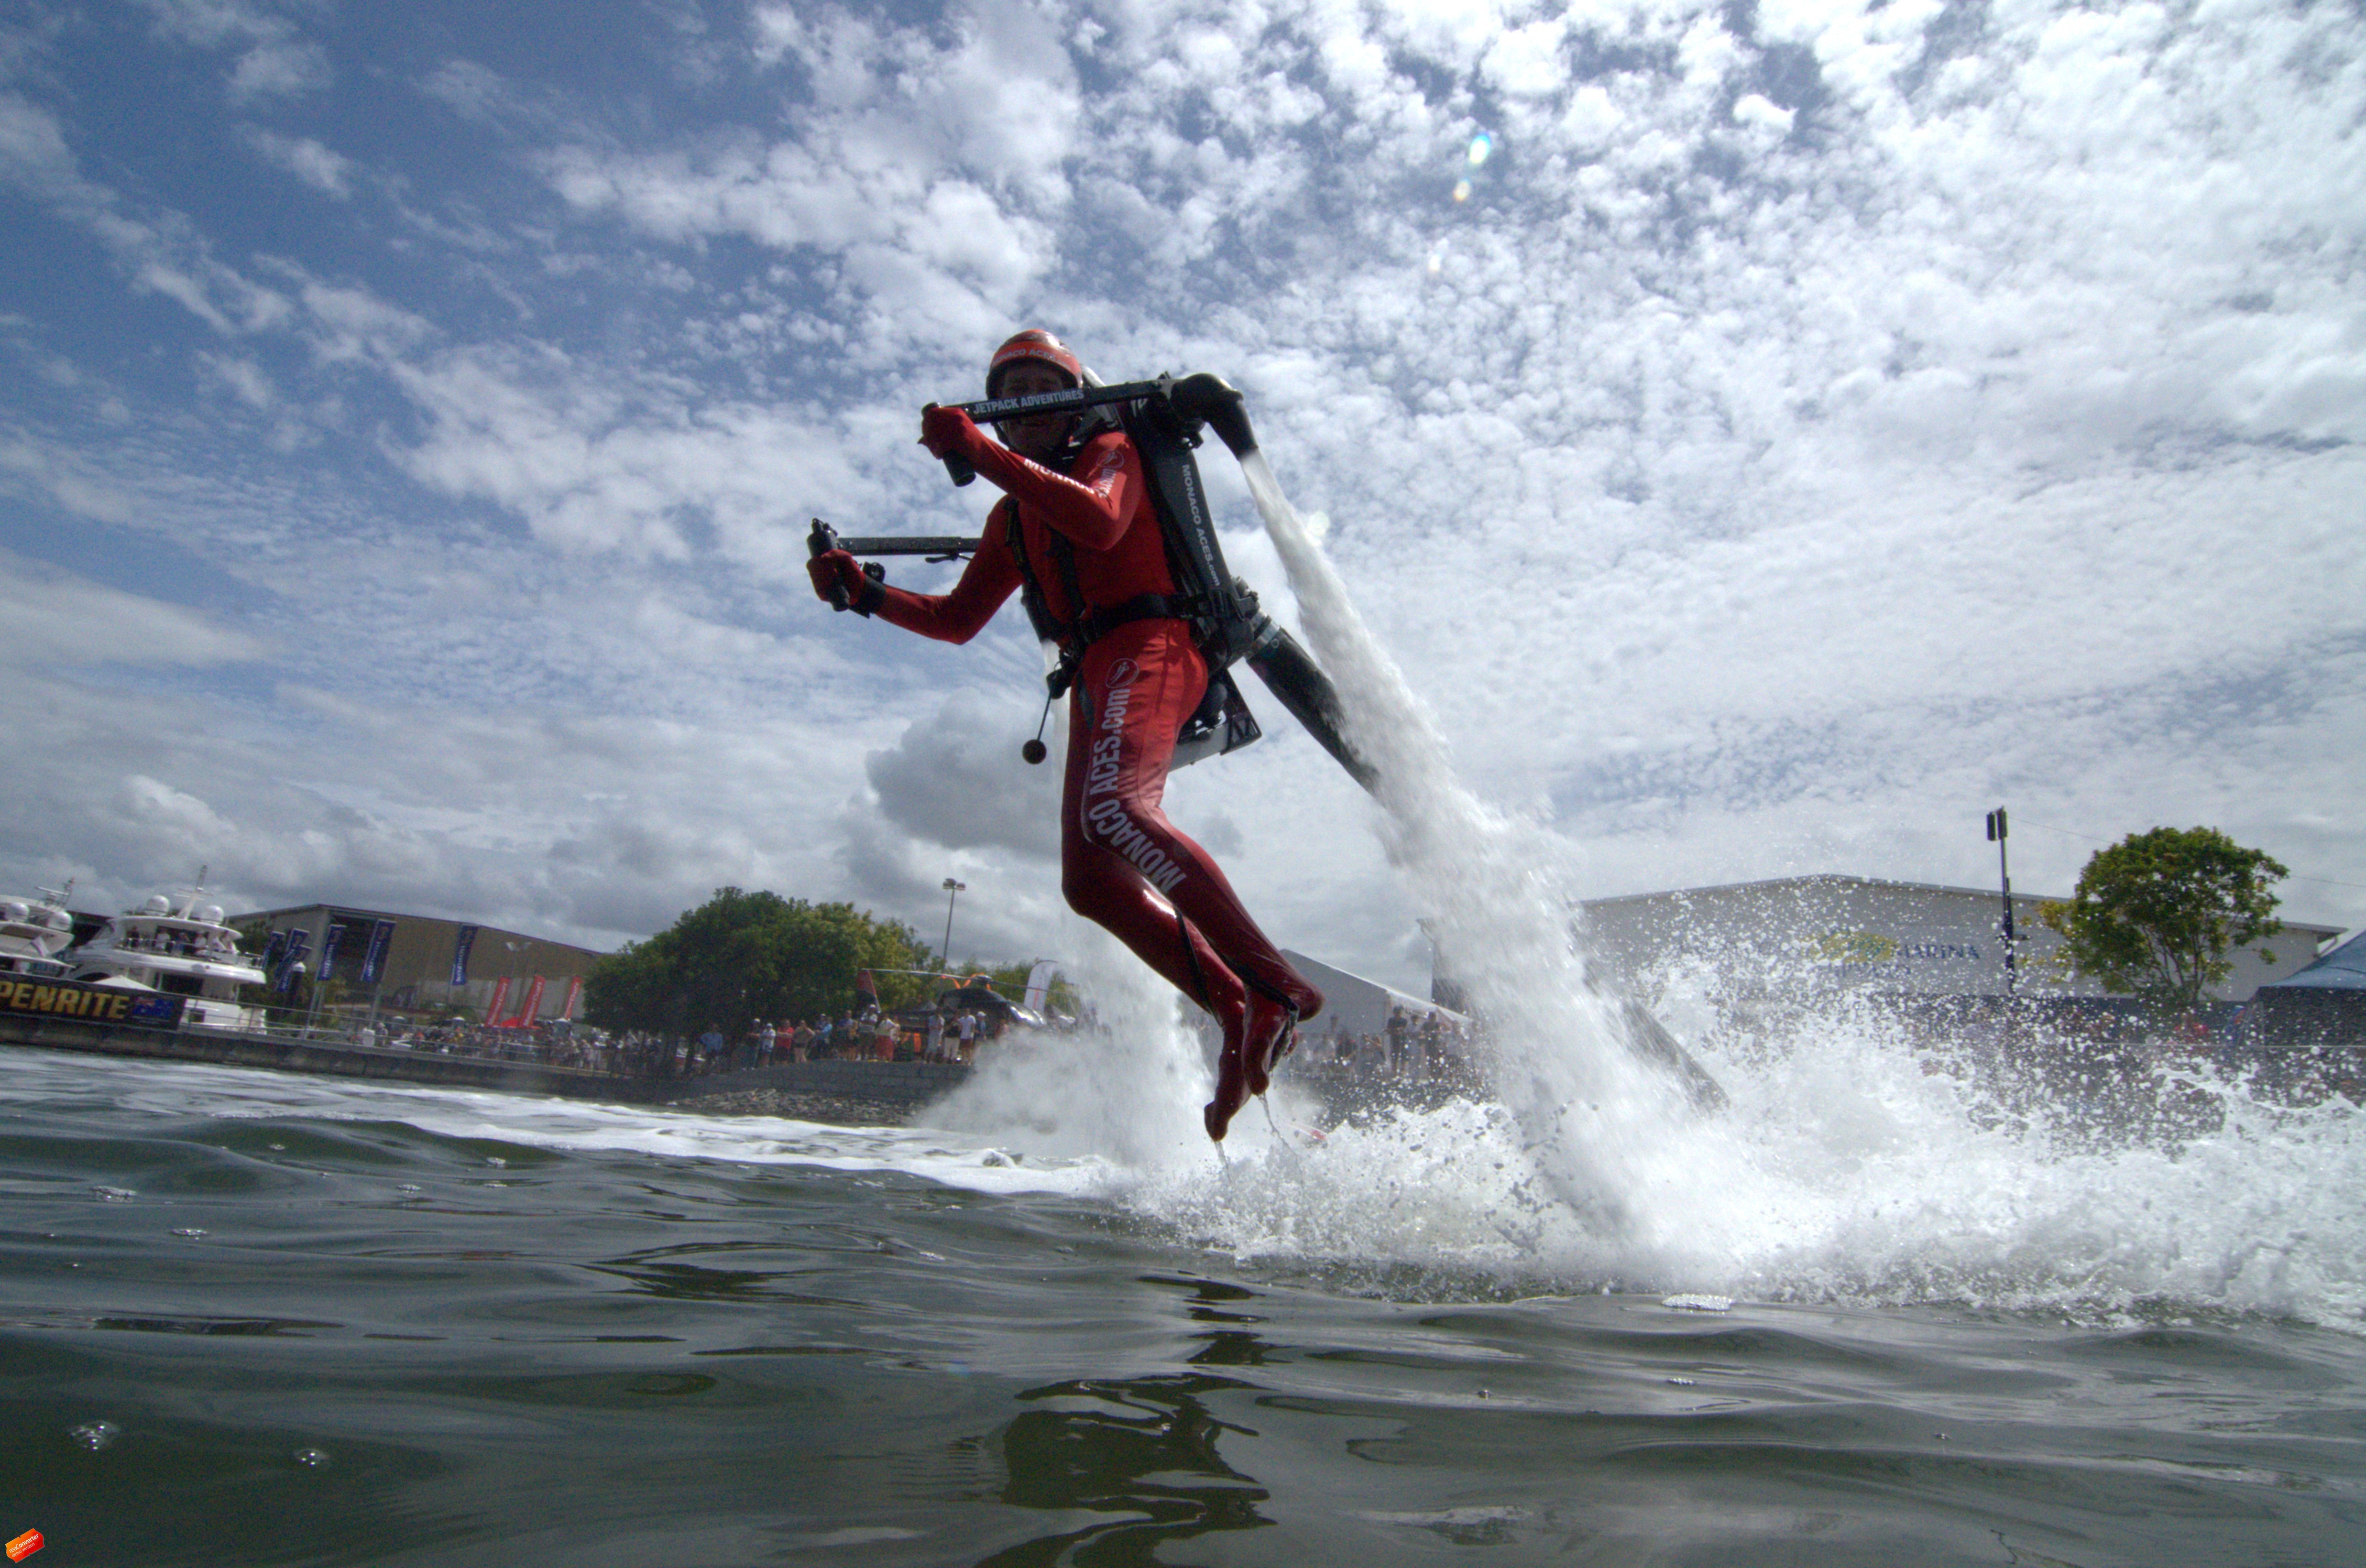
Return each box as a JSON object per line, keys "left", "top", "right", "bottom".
{"left": 0, "top": 1048, "right": 1116, "bottom": 1200}
{"left": 919, "top": 917, "right": 1230, "bottom": 1172}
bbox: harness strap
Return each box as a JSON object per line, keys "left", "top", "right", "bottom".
{"left": 1073, "top": 593, "right": 1193, "bottom": 646}
{"left": 1005, "top": 495, "right": 1202, "bottom": 695}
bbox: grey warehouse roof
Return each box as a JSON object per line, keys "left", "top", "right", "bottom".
{"left": 2263, "top": 928, "right": 2366, "bottom": 991}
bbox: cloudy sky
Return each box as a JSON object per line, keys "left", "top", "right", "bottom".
{"left": 2, "top": 0, "right": 2359, "bottom": 991}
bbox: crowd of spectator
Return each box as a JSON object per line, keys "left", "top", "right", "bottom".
{"left": 300, "top": 1002, "right": 1005, "bottom": 1078}
{"left": 669, "top": 1006, "right": 995, "bottom": 1075}
{"left": 274, "top": 994, "right": 1499, "bottom": 1100}
{"left": 1303, "top": 1004, "right": 1480, "bottom": 1086}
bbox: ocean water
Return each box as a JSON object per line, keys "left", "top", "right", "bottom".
{"left": 3, "top": 1041, "right": 2362, "bottom": 1567}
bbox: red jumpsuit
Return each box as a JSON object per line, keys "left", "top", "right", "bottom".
{"left": 862, "top": 427, "right": 1318, "bottom": 1043}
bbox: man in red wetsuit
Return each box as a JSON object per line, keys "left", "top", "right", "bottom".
{"left": 807, "top": 329, "right": 1322, "bottom": 1141}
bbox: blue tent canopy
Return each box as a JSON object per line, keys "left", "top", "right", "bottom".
{"left": 2266, "top": 929, "right": 2366, "bottom": 991}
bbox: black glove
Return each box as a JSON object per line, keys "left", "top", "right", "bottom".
{"left": 807, "top": 549, "right": 885, "bottom": 616}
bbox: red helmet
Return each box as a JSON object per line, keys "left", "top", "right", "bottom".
{"left": 987, "top": 329, "right": 1082, "bottom": 398}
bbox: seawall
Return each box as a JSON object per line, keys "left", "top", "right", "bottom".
{"left": 0, "top": 1014, "right": 972, "bottom": 1111}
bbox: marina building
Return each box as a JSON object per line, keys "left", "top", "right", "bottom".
{"left": 229, "top": 904, "right": 609, "bottom": 1023}
{"left": 2243, "top": 928, "right": 2366, "bottom": 1048}
{"left": 1558, "top": 875, "right": 2341, "bottom": 1006}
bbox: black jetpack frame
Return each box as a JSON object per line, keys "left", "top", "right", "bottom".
{"left": 808, "top": 371, "right": 1375, "bottom": 790}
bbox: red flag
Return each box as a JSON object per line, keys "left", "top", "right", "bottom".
{"left": 855, "top": 969, "right": 879, "bottom": 1007}
{"left": 512, "top": 975, "right": 547, "bottom": 1026}
{"left": 484, "top": 976, "right": 512, "bottom": 1026}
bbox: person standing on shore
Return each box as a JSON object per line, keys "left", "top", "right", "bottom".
{"left": 807, "top": 329, "right": 1323, "bottom": 1140}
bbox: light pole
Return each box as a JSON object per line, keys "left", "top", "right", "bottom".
{"left": 941, "top": 878, "right": 967, "bottom": 969}
{"left": 1986, "top": 807, "right": 2015, "bottom": 995}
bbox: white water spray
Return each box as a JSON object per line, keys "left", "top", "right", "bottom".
{"left": 922, "top": 916, "right": 1294, "bottom": 1171}
{"left": 1215, "top": 453, "right": 2366, "bottom": 1326}
{"left": 1239, "top": 453, "right": 1690, "bottom": 1228}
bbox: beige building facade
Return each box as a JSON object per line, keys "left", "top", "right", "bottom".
{"left": 230, "top": 904, "right": 608, "bottom": 1021}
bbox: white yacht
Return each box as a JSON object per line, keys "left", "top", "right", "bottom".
{"left": 0, "top": 883, "right": 77, "bottom": 980}
{"left": 67, "top": 879, "right": 267, "bottom": 1031}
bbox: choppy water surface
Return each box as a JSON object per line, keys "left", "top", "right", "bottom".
{"left": 3, "top": 1047, "right": 2362, "bottom": 1566}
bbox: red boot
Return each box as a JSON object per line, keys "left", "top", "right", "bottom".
{"left": 1202, "top": 1035, "right": 1259, "bottom": 1149}
{"left": 1204, "top": 1001, "right": 1253, "bottom": 1143}
{"left": 1241, "top": 989, "right": 1302, "bottom": 1100}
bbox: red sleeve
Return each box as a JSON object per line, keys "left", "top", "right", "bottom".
{"left": 962, "top": 432, "right": 1139, "bottom": 552}
{"left": 869, "top": 503, "right": 1022, "bottom": 644}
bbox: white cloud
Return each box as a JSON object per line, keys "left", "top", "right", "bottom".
{"left": 421, "top": 58, "right": 512, "bottom": 123}
{"left": 1730, "top": 91, "right": 1793, "bottom": 135}
{"left": 241, "top": 127, "right": 353, "bottom": 197}
{"left": 227, "top": 38, "right": 329, "bottom": 100}
{"left": 543, "top": 0, "right": 1082, "bottom": 344}
{"left": 0, "top": 92, "right": 296, "bottom": 338}
{"left": 0, "top": 92, "right": 91, "bottom": 202}
{"left": 292, "top": 272, "right": 432, "bottom": 363}
{"left": 0, "top": 434, "right": 144, "bottom": 523}
{"left": 865, "top": 690, "right": 1063, "bottom": 860}
{"left": 133, "top": 261, "right": 239, "bottom": 333}
{"left": 1483, "top": 19, "right": 1568, "bottom": 98}
{"left": 387, "top": 346, "right": 861, "bottom": 564}
{"left": 0, "top": 548, "right": 264, "bottom": 668}
{"left": 199, "top": 352, "right": 274, "bottom": 408}
{"left": 134, "top": 0, "right": 331, "bottom": 100}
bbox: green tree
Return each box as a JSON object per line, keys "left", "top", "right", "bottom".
{"left": 582, "top": 888, "right": 938, "bottom": 1039}
{"left": 2037, "top": 826, "right": 2287, "bottom": 1013}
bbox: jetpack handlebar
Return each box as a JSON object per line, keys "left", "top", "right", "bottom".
{"left": 807, "top": 517, "right": 942, "bottom": 612}
{"left": 930, "top": 372, "right": 1260, "bottom": 487}
{"left": 808, "top": 518, "right": 978, "bottom": 561}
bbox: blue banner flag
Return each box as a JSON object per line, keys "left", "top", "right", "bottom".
{"left": 318, "top": 922, "right": 348, "bottom": 984}
{"left": 450, "top": 925, "right": 478, "bottom": 987}
{"left": 262, "top": 929, "right": 289, "bottom": 971}
{"left": 360, "top": 920, "right": 397, "bottom": 986}
{"left": 274, "top": 929, "right": 310, "bottom": 995}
